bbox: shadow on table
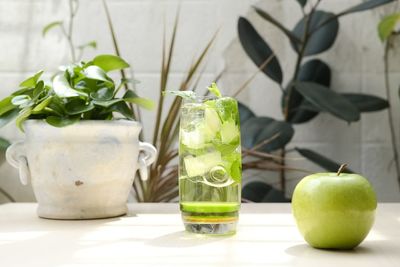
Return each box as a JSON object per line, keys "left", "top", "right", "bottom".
{"left": 147, "top": 230, "right": 232, "bottom": 248}
{"left": 285, "top": 244, "right": 377, "bottom": 257}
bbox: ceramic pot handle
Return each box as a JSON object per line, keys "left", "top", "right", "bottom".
{"left": 6, "top": 141, "right": 31, "bottom": 185}
{"left": 138, "top": 142, "right": 157, "bottom": 181}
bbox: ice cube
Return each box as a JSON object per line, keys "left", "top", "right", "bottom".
{"left": 184, "top": 151, "right": 222, "bottom": 177}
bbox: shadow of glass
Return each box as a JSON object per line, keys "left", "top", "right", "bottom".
{"left": 146, "top": 230, "right": 233, "bottom": 248}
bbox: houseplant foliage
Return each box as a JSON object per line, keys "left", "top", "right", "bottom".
{"left": 0, "top": 54, "right": 152, "bottom": 130}
{"left": 238, "top": 0, "right": 393, "bottom": 201}
{"left": 376, "top": 10, "right": 400, "bottom": 191}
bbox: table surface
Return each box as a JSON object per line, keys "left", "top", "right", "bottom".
{"left": 0, "top": 203, "right": 399, "bottom": 267}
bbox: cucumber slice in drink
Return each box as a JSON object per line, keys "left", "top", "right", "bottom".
{"left": 184, "top": 151, "right": 222, "bottom": 177}
{"left": 220, "top": 119, "right": 239, "bottom": 144}
{"left": 204, "top": 107, "right": 221, "bottom": 138}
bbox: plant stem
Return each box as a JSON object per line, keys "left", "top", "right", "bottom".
{"left": 101, "top": 0, "right": 138, "bottom": 122}
{"left": 67, "top": 0, "right": 77, "bottom": 62}
{"left": 384, "top": 37, "right": 400, "bottom": 190}
{"left": 280, "top": 4, "right": 317, "bottom": 195}
{"left": 0, "top": 187, "right": 15, "bottom": 202}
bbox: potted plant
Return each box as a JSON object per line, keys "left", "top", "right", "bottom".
{"left": 2, "top": 54, "right": 157, "bottom": 219}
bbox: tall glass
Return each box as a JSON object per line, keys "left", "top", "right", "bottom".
{"left": 179, "top": 96, "right": 241, "bottom": 235}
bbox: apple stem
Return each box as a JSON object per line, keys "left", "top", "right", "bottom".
{"left": 337, "top": 164, "right": 348, "bottom": 176}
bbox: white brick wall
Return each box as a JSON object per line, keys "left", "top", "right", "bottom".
{"left": 0, "top": 0, "right": 399, "bottom": 202}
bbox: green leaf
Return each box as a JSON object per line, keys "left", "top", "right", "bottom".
{"left": 33, "top": 96, "right": 53, "bottom": 112}
{"left": 291, "top": 11, "right": 339, "bottom": 56}
{"left": 378, "top": 13, "right": 400, "bottom": 41}
{"left": 93, "top": 98, "right": 122, "bottom": 108}
{"left": 123, "top": 90, "right": 154, "bottom": 109}
{"left": 163, "top": 90, "right": 197, "bottom": 100}
{"left": 295, "top": 81, "right": 360, "bottom": 122}
{"left": 45, "top": 115, "right": 80, "bottom": 127}
{"left": 342, "top": 93, "right": 389, "bottom": 112}
{"left": 0, "top": 109, "right": 19, "bottom": 128}
{"left": 53, "top": 73, "right": 87, "bottom": 98}
{"left": 33, "top": 81, "right": 45, "bottom": 99}
{"left": 83, "top": 65, "right": 112, "bottom": 84}
{"left": 286, "top": 59, "right": 331, "bottom": 124}
{"left": 208, "top": 82, "right": 222, "bottom": 97}
{"left": 16, "top": 107, "right": 33, "bottom": 132}
{"left": 0, "top": 96, "right": 17, "bottom": 116}
{"left": 241, "top": 117, "right": 294, "bottom": 153}
{"left": 107, "top": 102, "right": 134, "bottom": 120}
{"left": 338, "top": 0, "right": 395, "bottom": 17}
{"left": 19, "top": 70, "right": 44, "bottom": 88}
{"left": 238, "top": 17, "right": 283, "bottom": 84}
{"left": 295, "top": 147, "right": 354, "bottom": 173}
{"left": 92, "top": 54, "right": 130, "bottom": 72}
{"left": 242, "top": 182, "right": 289, "bottom": 202}
{"left": 42, "top": 21, "right": 63, "bottom": 37}
{"left": 78, "top": 40, "right": 97, "bottom": 50}
{"left": 0, "top": 137, "right": 11, "bottom": 151}
{"left": 90, "top": 87, "right": 113, "bottom": 101}
{"left": 65, "top": 99, "right": 95, "bottom": 115}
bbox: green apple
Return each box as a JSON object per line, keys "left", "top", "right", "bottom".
{"left": 292, "top": 165, "right": 377, "bottom": 249}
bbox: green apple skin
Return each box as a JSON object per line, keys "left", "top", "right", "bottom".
{"left": 292, "top": 173, "right": 377, "bottom": 250}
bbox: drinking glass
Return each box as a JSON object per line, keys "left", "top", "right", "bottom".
{"left": 179, "top": 95, "right": 241, "bottom": 235}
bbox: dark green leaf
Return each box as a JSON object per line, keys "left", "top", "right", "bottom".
{"left": 342, "top": 93, "right": 389, "bottom": 112}
{"left": 0, "top": 137, "right": 11, "bottom": 151}
{"left": 241, "top": 117, "right": 294, "bottom": 152}
{"left": 33, "top": 81, "right": 45, "bottom": 99}
{"left": 92, "top": 54, "right": 130, "bottom": 72}
{"left": 296, "top": 147, "right": 354, "bottom": 173}
{"left": 238, "top": 102, "right": 256, "bottom": 123}
{"left": 90, "top": 88, "right": 113, "bottom": 101}
{"left": 295, "top": 81, "right": 360, "bottom": 122}
{"left": 296, "top": 0, "right": 307, "bottom": 7}
{"left": 42, "top": 21, "right": 62, "bottom": 37}
{"left": 291, "top": 11, "right": 339, "bottom": 56}
{"left": 93, "top": 98, "right": 122, "bottom": 108}
{"left": 238, "top": 17, "right": 283, "bottom": 84}
{"left": 65, "top": 99, "right": 95, "bottom": 115}
{"left": 378, "top": 13, "right": 400, "bottom": 41}
{"left": 0, "top": 109, "right": 19, "bottom": 128}
{"left": 107, "top": 102, "right": 134, "bottom": 120}
{"left": 0, "top": 96, "right": 17, "bottom": 116}
{"left": 286, "top": 60, "right": 331, "bottom": 123}
{"left": 253, "top": 7, "right": 301, "bottom": 44}
{"left": 338, "top": 0, "right": 395, "bottom": 17}
{"left": 242, "top": 182, "right": 290, "bottom": 202}
{"left": 46, "top": 115, "right": 80, "bottom": 127}
{"left": 19, "top": 70, "right": 44, "bottom": 88}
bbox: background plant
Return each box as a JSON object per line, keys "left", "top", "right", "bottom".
{"left": 377, "top": 2, "right": 400, "bottom": 191}
{"left": 236, "top": 0, "right": 393, "bottom": 201}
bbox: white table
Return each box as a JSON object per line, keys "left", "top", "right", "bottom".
{"left": 0, "top": 203, "right": 399, "bottom": 267}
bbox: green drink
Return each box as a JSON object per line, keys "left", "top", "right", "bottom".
{"left": 179, "top": 89, "right": 241, "bottom": 235}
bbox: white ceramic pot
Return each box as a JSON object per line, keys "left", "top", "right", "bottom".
{"left": 6, "top": 120, "right": 157, "bottom": 219}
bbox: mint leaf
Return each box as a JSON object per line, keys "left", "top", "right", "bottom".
{"left": 208, "top": 82, "right": 222, "bottom": 98}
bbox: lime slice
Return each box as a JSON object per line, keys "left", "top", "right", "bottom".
{"left": 184, "top": 151, "right": 222, "bottom": 177}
